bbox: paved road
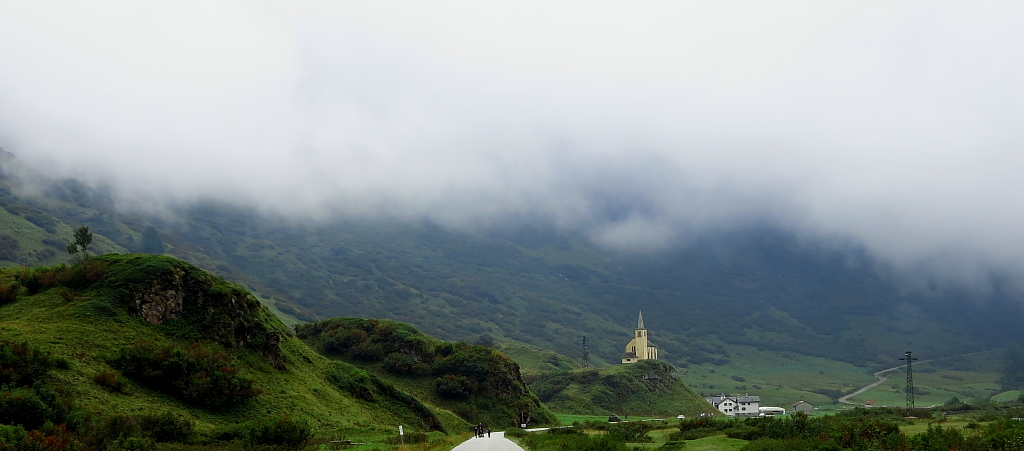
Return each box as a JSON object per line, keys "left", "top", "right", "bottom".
{"left": 451, "top": 432, "right": 524, "bottom": 451}
{"left": 838, "top": 349, "right": 998, "bottom": 406}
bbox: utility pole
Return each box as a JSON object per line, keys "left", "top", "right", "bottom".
{"left": 900, "top": 351, "right": 918, "bottom": 411}
{"left": 581, "top": 336, "right": 591, "bottom": 368}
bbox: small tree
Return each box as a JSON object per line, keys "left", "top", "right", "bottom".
{"left": 999, "top": 341, "right": 1024, "bottom": 390}
{"left": 475, "top": 334, "right": 496, "bottom": 348}
{"left": 67, "top": 226, "right": 93, "bottom": 260}
{"left": 141, "top": 226, "right": 164, "bottom": 254}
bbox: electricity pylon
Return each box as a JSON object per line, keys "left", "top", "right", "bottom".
{"left": 900, "top": 351, "right": 918, "bottom": 410}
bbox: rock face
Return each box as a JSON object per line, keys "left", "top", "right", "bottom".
{"left": 116, "top": 257, "right": 284, "bottom": 369}
{"left": 133, "top": 269, "right": 188, "bottom": 324}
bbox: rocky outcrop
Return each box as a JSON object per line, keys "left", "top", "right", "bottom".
{"left": 110, "top": 256, "right": 285, "bottom": 369}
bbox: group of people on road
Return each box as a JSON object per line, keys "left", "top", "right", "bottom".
{"left": 473, "top": 423, "right": 490, "bottom": 438}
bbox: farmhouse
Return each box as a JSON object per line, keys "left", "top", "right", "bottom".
{"left": 705, "top": 394, "right": 761, "bottom": 417}
{"left": 621, "top": 311, "right": 659, "bottom": 364}
{"left": 793, "top": 401, "right": 814, "bottom": 413}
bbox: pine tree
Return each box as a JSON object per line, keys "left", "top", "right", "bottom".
{"left": 999, "top": 341, "right": 1024, "bottom": 390}
{"left": 141, "top": 226, "right": 164, "bottom": 254}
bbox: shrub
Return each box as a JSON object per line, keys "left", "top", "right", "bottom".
{"left": 15, "top": 261, "right": 108, "bottom": 295}
{"left": 0, "top": 340, "right": 63, "bottom": 386}
{"left": 607, "top": 422, "right": 651, "bottom": 442}
{"left": 106, "top": 436, "right": 156, "bottom": 451}
{"left": 0, "top": 424, "right": 28, "bottom": 448}
{"left": 18, "top": 423, "right": 81, "bottom": 451}
{"left": 0, "top": 385, "right": 53, "bottom": 430}
{"left": 140, "top": 412, "right": 194, "bottom": 443}
{"left": 0, "top": 283, "right": 18, "bottom": 305}
{"left": 243, "top": 415, "right": 311, "bottom": 449}
{"left": 57, "top": 288, "right": 74, "bottom": 302}
{"left": 435, "top": 374, "right": 472, "bottom": 399}
{"left": 92, "top": 371, "right": 127, "bottom": 393}
{"left": 660, "top": 441, "right": 687, "bottom": 450}
{"left": 504, "top": 427, "right": 527, "bottom": 438}
{"left": 731, "top": 376, "right": 746, "bottom": 382}
{"left": 383, "top": 353, "right": 417, "bottom": 375}
{"left": 385, "top": 431, "right": 428, "bottom": 444}
{"left": 109, "top": 341, "right": 258, "bottom": 408}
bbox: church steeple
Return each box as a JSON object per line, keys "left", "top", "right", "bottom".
{"left": 623, "top": 310, "right": 657, "bottom": 364}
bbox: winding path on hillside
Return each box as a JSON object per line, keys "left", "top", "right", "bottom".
{"left": 838, "top": 349, "right": 998, "bottom": 406}
{"left": 451, "top": 432, "right": 525, "bottom": 451}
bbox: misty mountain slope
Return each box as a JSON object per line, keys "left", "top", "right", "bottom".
{"left": 0, "top": 155, "right": 1018, "bottom": 373}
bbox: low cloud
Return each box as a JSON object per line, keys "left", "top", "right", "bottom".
{"left": 1, "top": 1, "right": 1024, "bottom": 282}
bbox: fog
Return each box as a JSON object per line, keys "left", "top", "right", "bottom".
{"left": 1, "top": 1, "right": 1023, "bottom": 282}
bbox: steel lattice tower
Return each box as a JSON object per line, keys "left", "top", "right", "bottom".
{"left": 900, "top": 351, "right": 918, "bottom": 410}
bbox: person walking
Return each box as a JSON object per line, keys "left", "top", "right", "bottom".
{"left": 487, "top": 428, "right": 491, "bottom": 438}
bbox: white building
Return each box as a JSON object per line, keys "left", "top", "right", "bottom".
{"left": 705, "top": 394, "right": 761, "bottom": 417}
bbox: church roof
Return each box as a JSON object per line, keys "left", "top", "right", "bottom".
{"left": 637, "top": 311, "right": 645, "bottom": 329}
{"left": 622, "top": 351, "right": 637, "bottom": 359}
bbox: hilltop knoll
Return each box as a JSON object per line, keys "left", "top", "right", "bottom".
{"left": 0, "top": 254, "right": 458, "bottom": 448}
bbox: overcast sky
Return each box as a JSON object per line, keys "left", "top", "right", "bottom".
{"left": 1, "top": 1, "right": 1023, "bottom": 281}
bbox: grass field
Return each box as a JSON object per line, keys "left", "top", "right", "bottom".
{"left": 843, "top": 351, "right": 1004, "bottom": 407}
{"left": 673, "top": 344, "right": 1009, "bottom": 412}
{"left": 678, "top": 344, "right": 877, "bottom": 409}
{"left": 554, "top": 414, "right": 664, "bottom": 425}
{"left": 623, "top": 426, "right": 746, "bottom": 451}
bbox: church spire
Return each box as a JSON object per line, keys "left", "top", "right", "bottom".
{"left": 638, "top": 311, "right": 645, "bottom": 329}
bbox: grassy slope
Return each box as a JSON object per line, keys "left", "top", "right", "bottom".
{"left": 295, "top": 318, "right": 557, "bottom": 429}
{"left": 0, "top": 160, "right": 1016, "bottom": 414}
{"left": 527, "top": 361, "right": 720, "bottom": 418}
{"left": 0, "top": 257, "right": 446, "bottom": 441}
{"left": 498, "top": 342, "right": 582, "bottom": 376}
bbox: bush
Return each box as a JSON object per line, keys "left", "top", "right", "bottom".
{"left": 16, "top": 260, "right": 108, "bottom": 295}
{"left": 106, "top": 436, "right": 156, "bottom": 451}
{"left": 435, "top": 374, "right": 472, "bottom": 399}
{"left": 0, "top": 340, "right": 65, "bottom": 386}
{"left": 660, "top": 441, "right": 687, "bottom": 450}
{"left": 607, "top": 422, "right": 651, "bottom": 442}
{"left": 92, "top": 371, "right": 127, "bottom": 393}
{"left": 141, "top": 412, "right": 194, "bottom": 443}
{"left": 0, "top": 424, "right": 27, "bottom": 448}
{"left": 11, "top": 423, "right": 81, "bottom": 451}
{"left": 385, "top": 431, "right": 428, "bottom": 444}
{"left": 0, "top": 382, "right": 71, "bottom": 430}
{"left": 504, "top": 427, "right": 527, "bottom": 438}
{"left": 731, "top": 376, "right": 746, "bottom": 382}
{"left": 109, "top": 341, "right": 258, "bottom": 408}
{"left": 0, "top": 283, "right": 18, "bottom": 305}
{"left": 243, "top": 415, "right": 311, "bottom": 449}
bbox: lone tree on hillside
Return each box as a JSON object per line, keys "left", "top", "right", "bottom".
{"left": 141, "top": 225, "right": 164, "bottom": 254}
{"left": 999, "top": 341, "right": 1024, "bottom": 390}
{"left": 67, "top": 226, "right": 93, "bottom": 260}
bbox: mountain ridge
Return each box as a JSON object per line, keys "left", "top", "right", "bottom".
{"left": 1, "top": 151, "right": 1020, "bottom": 408}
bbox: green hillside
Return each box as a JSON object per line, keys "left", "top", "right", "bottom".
{"left": 1, "top": 149, "right": 1020, "bottom": 408}
{"left": 524, "top": 361, "right": 720, "bottom": 417}
{"left": 0, "top": 254, "right": 464, "bottom": 448}
{"left": 295, "top": 317, "right": 558, "bottom": 428}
